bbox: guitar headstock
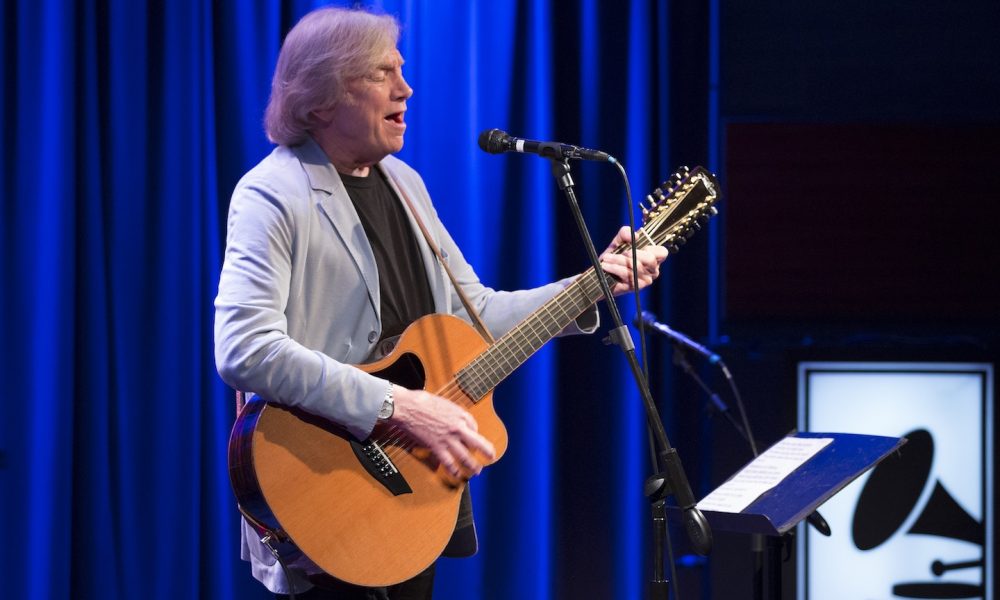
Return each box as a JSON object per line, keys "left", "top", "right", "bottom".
{"left": 636, "top": 166, "right": 720, "bottom": 253}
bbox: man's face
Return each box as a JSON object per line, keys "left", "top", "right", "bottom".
{"left": 320, "top": 48, "right": 413, "bottom": 169}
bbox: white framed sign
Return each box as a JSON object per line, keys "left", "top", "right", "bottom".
{"left": 797, "top": 362, "right": 993, "bottom": 600}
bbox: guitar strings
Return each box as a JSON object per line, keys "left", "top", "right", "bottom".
{"left": 373, "top": 268, "right": 609, "bottom": 464}
{"left": 373, "top": 197, "right": 703, "bottom": 465}
{"left": 371, "top": 194, "right": 710, "bottom": 466}
{"left": 372, "top": 225, "right": 661, "bottom": 463}
{"left": 371, "top": 190, "right": 713, "bottom": 472}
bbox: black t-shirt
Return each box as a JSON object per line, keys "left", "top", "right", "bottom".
{"left": 340, "top": 168, "right": 436, "bottom": 342}
{"left": 342, "top": 168, "right": 477, "bottom": 557}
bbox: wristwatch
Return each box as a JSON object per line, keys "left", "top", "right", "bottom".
{"left": 377, "top": 384, "right": 395, "bottom": 421}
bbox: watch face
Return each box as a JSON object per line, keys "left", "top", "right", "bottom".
{"left": 379, "top": 398, "right": 394, "bottom": 420}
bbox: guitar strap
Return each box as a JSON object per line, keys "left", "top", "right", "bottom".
{"left": 386, "top": 170, "right": 497, "bottom": 346}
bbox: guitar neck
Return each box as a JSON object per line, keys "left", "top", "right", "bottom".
{"left": 455, "top": 166, "right": 719, "bottom": 402}
{"left": 456, "top": 265, "right": 613, "bottom": 401}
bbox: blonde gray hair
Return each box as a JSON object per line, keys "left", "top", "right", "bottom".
{"left": 264, "top": 7, "right": 400, "bottom": 146}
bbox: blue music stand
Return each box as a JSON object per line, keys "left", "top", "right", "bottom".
{"left": 675, "top": 431, "right": 905, "bottom": 599}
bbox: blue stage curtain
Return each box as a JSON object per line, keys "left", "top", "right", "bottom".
{"left": 1, "top": 1, "right": 691, "bottom": 598}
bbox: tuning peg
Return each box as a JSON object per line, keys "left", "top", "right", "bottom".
{"left": 669, "top": 168, "right": 687, "bottom": 187}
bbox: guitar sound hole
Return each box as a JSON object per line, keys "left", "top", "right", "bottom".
{"left": 371, "top": 352, "right": 426, "bottom": 391}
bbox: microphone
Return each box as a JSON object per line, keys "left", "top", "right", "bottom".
{"left": 478, "top": 128, "right": 615, "bottom": 162}
{"left": 638, "top": 311, "right": 721, "bottom": 364}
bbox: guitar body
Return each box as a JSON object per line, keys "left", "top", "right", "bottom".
{"left": 229, "top": 313, "right": 508, "bottom": 587}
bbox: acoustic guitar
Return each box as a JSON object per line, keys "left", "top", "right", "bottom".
{"left": 228, "top": 166, "right": 720, "bottom": 586}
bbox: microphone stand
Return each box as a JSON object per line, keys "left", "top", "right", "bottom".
{"left": 547, "top": 158, "right": 711, "bottom": 600}
{"left": 670, "top": 348, "right": 751, "bottom": 446}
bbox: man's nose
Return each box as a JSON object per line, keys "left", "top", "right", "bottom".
{"left": 394, "top": 76, "right": 413, "bottom": 101}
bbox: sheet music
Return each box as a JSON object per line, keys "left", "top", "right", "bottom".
{"left": 696, "top": 436, "right": 833, "bottom": 513}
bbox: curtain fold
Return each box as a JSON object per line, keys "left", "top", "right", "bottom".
{"left": 1, "top": 1, "right": 692, "bottom": 598}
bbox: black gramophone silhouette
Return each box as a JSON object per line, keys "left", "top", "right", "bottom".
{"left": 852, "top": 428, "right": 984, "bottom": 598}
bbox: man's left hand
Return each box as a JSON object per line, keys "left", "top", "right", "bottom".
{"left": 598, "top": 225, "right": 668, "bottom": 296}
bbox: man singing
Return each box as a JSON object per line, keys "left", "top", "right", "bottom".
{"left": 215, "top": 6, "right": 667, "bottom": 599}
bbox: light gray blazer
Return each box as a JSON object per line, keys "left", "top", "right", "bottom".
{"left": 214, "top": 138, "right": 596, "bottom": 593}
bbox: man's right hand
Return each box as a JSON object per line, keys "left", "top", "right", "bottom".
{"left": 387, "top": 385, "right": 496, "bottom": 478}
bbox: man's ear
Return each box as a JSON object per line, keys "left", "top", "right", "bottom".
{"left": 310, "top": 107, "right": 335, "bottom": 126}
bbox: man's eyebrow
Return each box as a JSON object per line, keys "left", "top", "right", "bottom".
{"left": 377, "top": 58, "right": 404, "bottom": 70}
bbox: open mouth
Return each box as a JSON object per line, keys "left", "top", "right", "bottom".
{"left": 384, "top": 111, "right": 405, "bottom": 124}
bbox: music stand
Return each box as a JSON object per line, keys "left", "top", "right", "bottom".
{"left": 671, "top": 431, "right": 905, "bottom": 599}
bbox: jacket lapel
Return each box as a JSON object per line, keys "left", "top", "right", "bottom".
{"left": 293, "top": 139, "right": 381, "bottom": 316}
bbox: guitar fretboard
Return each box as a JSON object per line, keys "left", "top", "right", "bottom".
{"left": 455, "top": 265, "right": 616, "bottom": 401}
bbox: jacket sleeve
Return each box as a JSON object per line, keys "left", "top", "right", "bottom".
{"left": 214, "top": 179, "right": 386, "bottom": 441}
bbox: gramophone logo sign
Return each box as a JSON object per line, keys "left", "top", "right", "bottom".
{"left": 797, "top": 362, "right": 993, "bottom": 599}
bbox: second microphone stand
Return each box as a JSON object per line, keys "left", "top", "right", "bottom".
{"left": 547, "top": 158, "right": 712, "bottom": 600}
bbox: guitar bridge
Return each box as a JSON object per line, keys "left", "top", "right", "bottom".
{"left": 350, "top": 438, "right": 413, "bottom": 496}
